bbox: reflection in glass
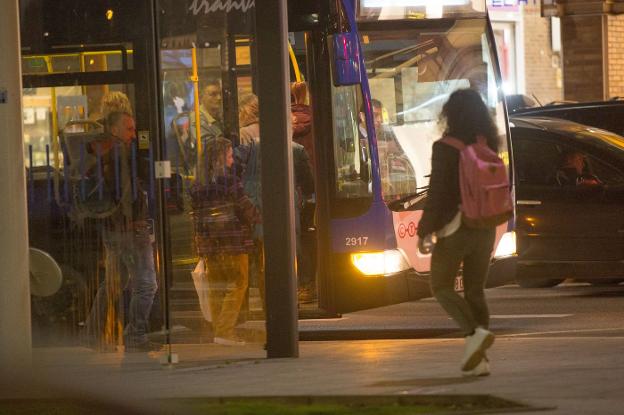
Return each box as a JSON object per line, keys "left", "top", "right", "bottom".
{"left": 361, "top": 18, "right": 508, "bottom": 204}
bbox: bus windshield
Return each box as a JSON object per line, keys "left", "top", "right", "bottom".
{"left": 360, "top": 17, "right": 509, "bottom": 206}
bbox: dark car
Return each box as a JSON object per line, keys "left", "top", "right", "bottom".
{"left": 511, "top": 99, "right": 624, "bottom": 137}
{"left": 511, "top": 116, "right": 624, "bottom": 288}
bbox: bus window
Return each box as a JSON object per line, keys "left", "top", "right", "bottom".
{"left": 22, "top": 48, "right": 133, "bottom": 76}
{"left": 361, "top": 18, "right": 509, "bottom": 208}
{"left": 331, "top": 84, "right": 372, "bottom": 199}
{"left": 22, "top": 84, "right": 133, "bottom": 169}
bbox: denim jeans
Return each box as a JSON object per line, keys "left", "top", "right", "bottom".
{"left": 86, "top": 230, "right": 158, "bottom": 346}
{"left": 430, "top": 225, "right": 496, "bottom": 336}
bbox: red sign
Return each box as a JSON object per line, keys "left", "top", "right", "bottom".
{"left": 398, "top": 222, "right": 418, "bottom": 239}
{"left": 398, "top": 223, "right": 407, "bottom": 239}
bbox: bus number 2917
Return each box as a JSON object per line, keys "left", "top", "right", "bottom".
{"left": 345, "top": 236, "right": 368, "bottom": 247}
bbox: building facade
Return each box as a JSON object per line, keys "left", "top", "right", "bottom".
{"left": 490, "top": 0, "right": 624, "bottom": 103}
{"left": 489, "top": 0, "right": 564, "bottom": 104}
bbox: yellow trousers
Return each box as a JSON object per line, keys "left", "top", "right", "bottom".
{"left": 204, "top": 253, "right": 249, "bottom": 339}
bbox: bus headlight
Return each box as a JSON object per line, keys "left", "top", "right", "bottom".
{"left": 494, "top": 231, "right": 516, "bottom": 259}
{"left": 351, "top": 249, "right": 410, "bottom": 276}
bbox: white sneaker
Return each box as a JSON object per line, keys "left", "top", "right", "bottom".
{"left": 462, "top": 356, "right": 490, "bottom": 377}
{"left": 461, "top": 327, "right": 495, "bottom": 371}
{"left": 214, "top": 336, "right": 246, "bottom": 346}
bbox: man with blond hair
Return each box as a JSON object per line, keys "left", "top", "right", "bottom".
{"left": 84, "top": 111, "right": 159, "bottom": 353}
{"left": 99, "top": 91, "right": 133, "bottom": 121}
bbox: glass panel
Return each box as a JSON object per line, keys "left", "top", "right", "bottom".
{"left": 24, "top": 81, "right": 167, "bottom": 353}
{"left": 513, "top": 139, "right": 561, "bottom": 186}
{"left": 22, "top": 48, "right": 133, "bottom": 75}
{"left": 361, "top": 18, "right": 509, "bottom": 207}
{"left": 51, "top": 55, "right": 81, "bottom": 73}
{"left": 516, "top": 138, "right": 624, "bottom": 187}
{"left": 23, "top": 84, "right": 133, "bottom": 168}
{"left": 22, "top": 57, "right": 49, "bottom": 75}
{"left": 492, "top": 22, "right": 517, "bottom": 95}
{"left": 331, "top": 84, "right": 372, "bottom": 199}
{"left": 587, "top": 155, "right": 624, "bottom": 185}
{"left": 159, "top": 0, "right": 268, "bottom": 357}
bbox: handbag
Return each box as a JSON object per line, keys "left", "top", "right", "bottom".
{"left": 191, "top": 259, "right": 212, "bottom": 322}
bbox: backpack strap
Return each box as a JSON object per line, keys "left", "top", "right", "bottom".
{"left": 440, "top": 136, "right": 465, "bottom": 151}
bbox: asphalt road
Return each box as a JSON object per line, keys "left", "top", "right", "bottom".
{"left": 297, "top": 282, "right": 624, "bottom": 340}
{"left": 17, "top": 281, "right": 624, "bottom": 415}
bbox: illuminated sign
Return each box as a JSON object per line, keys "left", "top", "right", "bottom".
{"left": 362, "top": 0, "right": 469, "bottom": 5}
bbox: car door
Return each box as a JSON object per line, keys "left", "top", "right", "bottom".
{"left": 513, "top": 131, "right": 624, "bottom": 279}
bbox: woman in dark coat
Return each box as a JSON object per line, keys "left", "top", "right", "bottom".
{"left": 417, "top": 89, "right": 500, "bottom": 376}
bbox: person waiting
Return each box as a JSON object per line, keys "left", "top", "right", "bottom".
{"left": 84, "top": 111, "right": 159, "bottom": 353}
{"left": 190, "top": 137, "right": 260, "bottom": 345}
{"left": 236, "top": 93, "right": 315, "bottom": 306}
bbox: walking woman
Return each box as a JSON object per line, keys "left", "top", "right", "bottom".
{"left": 417, "top": 88, "right": 503, "bottom": 376}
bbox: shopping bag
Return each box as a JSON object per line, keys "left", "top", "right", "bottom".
{"left": 191, "top": 259, "right": 212, "bottom": 322}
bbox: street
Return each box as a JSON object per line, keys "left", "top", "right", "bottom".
{"left": 299, "top": 281, "right": 624, "bottom": 341}
{"left": 9, "top": 280, "right": 623, "bottom": 415}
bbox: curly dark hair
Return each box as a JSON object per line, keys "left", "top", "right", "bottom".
{"left": 440, "top": 88, "right": 499, "bottom": 151}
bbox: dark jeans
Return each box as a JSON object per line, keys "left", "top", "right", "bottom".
{"left": 430, "top": 225, "right": 496, "bottom": 336}
{"left": 86, "top": 231, "right": 158, "bottom": 346}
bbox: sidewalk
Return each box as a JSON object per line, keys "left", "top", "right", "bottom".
{"left": 3, "top": 333, "right": 623, "bottom": 414}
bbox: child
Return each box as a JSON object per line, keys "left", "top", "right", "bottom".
{"left": 190, "top": 137, "right": 260, "bottom": 345}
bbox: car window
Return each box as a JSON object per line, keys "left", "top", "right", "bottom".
{"left": 514, "top": 134, "right": 624, "bottom": 187}
{"left": 513, "top": 138, "right": 561, "bottom": 186}
{"left": 586, "top": 155, "right": 624, "bottom": 185}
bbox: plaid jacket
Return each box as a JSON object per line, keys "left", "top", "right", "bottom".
{"left": 190, "top": 173, "right": 260, "bottom": 255}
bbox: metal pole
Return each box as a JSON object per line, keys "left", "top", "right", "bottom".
{"left": 191, "top": 46, "right": 202, "bottom": 164}
{"left": 256, "top": 0, "right": 299, "bottom": 358}
{"left": 0, "top": 0, "right": 32, "bottom": 375}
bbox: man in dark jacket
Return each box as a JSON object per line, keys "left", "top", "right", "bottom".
{"left": 84, "top": 111, "right": 158, "bottom": 353}
{"left": 236, "top": 133, "right": 315, "bottom": 305}
{"left": 189, "top": 80, "right": 224, "bottom": 169}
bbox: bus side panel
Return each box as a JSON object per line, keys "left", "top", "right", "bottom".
{"left": 329, "top": 200, "right": 415, "bottom": 313}
{"left": 392, "top": 210, "right": 429, "bottom": 274}
{"left": 330, "top": 200, "right": 395, "bottom": 253}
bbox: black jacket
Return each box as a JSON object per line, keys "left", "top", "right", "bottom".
{"left": 417, "top": 139, "right": 461, "bottom": 238}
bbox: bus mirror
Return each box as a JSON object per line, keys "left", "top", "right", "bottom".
{"left": 332, "top": 32, "right": 362, "bottom": 86}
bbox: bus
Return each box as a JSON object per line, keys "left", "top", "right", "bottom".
{"left": 21, "top": 0, "right": 515, "bottom": 348}
{"left": 323, "top": 0, "right": 517, "bottom": 312}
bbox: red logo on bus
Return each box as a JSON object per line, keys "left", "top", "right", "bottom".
{"left": 398, "top": 223, "right": 406, "bottom": 239}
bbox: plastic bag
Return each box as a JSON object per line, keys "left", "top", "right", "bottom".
{"left": 191, "top": 259, "right": 211, "bottom": 322}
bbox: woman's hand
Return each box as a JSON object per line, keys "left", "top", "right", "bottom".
{"left": 418, "top": 234, "right": 436, "bottom": 255}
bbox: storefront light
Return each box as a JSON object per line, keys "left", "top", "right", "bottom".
{"left": 351, "top": 249, "right": 410, "bottom": 276}
{"left": 494, "top": 231, "right": 516, "bottom": 258}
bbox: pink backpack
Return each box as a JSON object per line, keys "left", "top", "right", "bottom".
{"left": 441, "top": 136, "right": 513, "bottom": 228}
